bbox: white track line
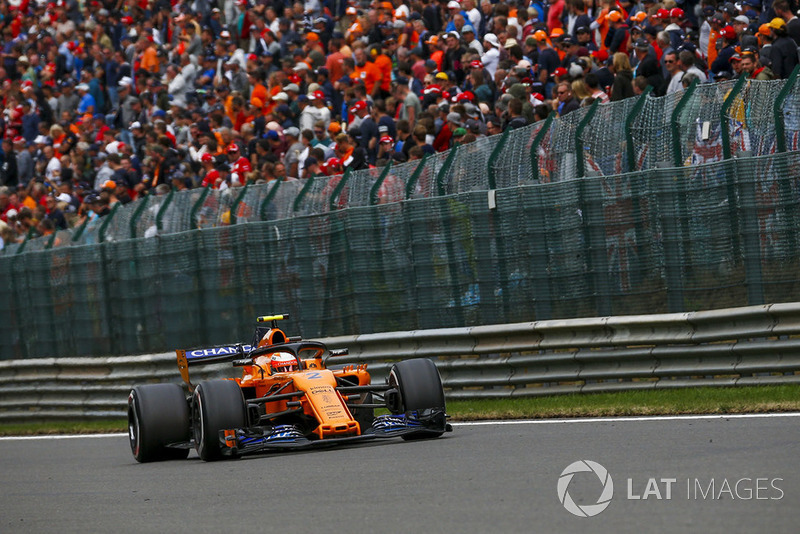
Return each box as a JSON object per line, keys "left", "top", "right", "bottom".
{"left": 2, "top": 413, "right": 799, "bottom": 441}
{"left": 0, "top": 433, "right": 125, "bottom": 441}
{"left": 455, "top": 412, "right": 800, "bottom": 426}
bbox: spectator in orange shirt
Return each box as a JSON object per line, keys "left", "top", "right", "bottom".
{"left": 371, "top": 43, "right": 394, "bottom": 98}
{"left": 350, "top": 44, "right": 382, "bottom": 98}
{"left": 138, "top": 37, "right": 160, "bottom": 74}
{"left": 249, "top": 71, "right": 268, "bottom": 109}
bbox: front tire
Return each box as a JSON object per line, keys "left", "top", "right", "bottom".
{"left": 128, "top": 383, "right": 191, "bottom": 463}
{"left": 388, "top": 358, "right": 446, "bottom": 439}
{"left": 192, "top": 380, "right": 246, "bottom": 461}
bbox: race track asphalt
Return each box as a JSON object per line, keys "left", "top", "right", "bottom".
{"left": 2, "top": 414, "right": 798, "bottom": 534}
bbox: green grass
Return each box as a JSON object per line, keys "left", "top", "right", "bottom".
{"left": 447, "top": 385, "right": 800, "bottom": 420}
{"left": 0, "top": 419, "right": 129, "bottom": 436}
{"left": 1, "top": 385, "right": 798, "bottom": 436}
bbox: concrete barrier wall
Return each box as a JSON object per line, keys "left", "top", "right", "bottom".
{"left": 2, "top": 303, "right": 799, "bottom": 421}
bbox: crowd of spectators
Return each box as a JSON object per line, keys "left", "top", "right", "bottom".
{"left": 1, "top": 0, "right": 800, "bottom": 249}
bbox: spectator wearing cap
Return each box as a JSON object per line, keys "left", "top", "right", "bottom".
{"left": 376, "top": 135, "right": 396, "bottom": 163}
{"left": 99, "top": 179, "right": 122, "bottom": 208}
{"left": 199, "top": 153, "right": 221, "bottom": 188}
{"left": 664, "top": 8, "right": 688, "bottom": 50}
{"left": 605, "top": 10, "right": 631, "bottom": 54}
{"left": 532, "top": 31, "right": 559, "bottom": 100}
{"left": 297, "top": 95, "right": 316, "bottom": 132}
{"left": 632, "top": 38, "right": 666, "bottom": 96}
{"left": 710, "top": 25, "right": 739, "bottom": 74}
{"left": 461, "top": 25, "right": 483, "bottom": 55}
{"left": 575, "top": 26, "right": 597, "bottom": 53}
{"left": 355, "top": 100, "right": 379, "bottom": 164}
{"left": 705, "top": 13, "right": 726, "bottom": 67}
{"left": 732, "top": 14, "right": 752, "bottom": 39}
{"left": 16, "top": 55, "right": 33, "bottom": 84}
{"left": 56, "top": 81, "right": 80, "bottom": 121}
{"left": 481, "top": 33, "right": 501, "bottom": 79}
{"left": 772, "top": 1, "right": 800, "bottom": 46}
{"left": 434, "top": 111, "right": 462, "bottom": 152}
{"left": 282, "top": 127, "right": 304, "bottom": 178}
{"left": 227, "top": 143, "right": 252, "bottom": 186}
{"left": 587, "top": 2, "right": 612, "bottom": 51}
{"left": 308, "top": 90, "right": 332, "bottom": 133}
{"left": 558, "top": 36, "right": 582, "bottom": 70}
{"left": 766, "top": 17, "right": 799, "bottom": 78}
{"left": 116, "top": 77, "right": 138, "bottom": 128}
{"left": 441, "top": 31, "right": 466, "bottom": 85}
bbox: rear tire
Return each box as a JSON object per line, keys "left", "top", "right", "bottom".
{"left": 128, "top": 383, "right": 191, "bottom": 463}
{"left": 388, "top": 358, "right": 446, "bottom": 440}
{"left": 192, "top": 380, "right": 246, "bottom": 461}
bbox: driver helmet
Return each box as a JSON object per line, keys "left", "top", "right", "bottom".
{"left": 270, "top": 352, "right": 299, "bottom": 373}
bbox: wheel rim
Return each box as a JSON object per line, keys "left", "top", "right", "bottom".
{"left": 192, "top": 390, "right": 205, "bottom": 456}
{"left": 388, "top": 369, "right": 403, "bottom": 413}
{"left": 128, "top": 392, "right": 141, "bottom": 457}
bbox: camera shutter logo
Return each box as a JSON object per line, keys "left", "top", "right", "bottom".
{"left": 557, "top": 460, "right": 614, "bottom": 517}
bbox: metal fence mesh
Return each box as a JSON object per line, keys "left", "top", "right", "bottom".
{"left": 491, "top": 122, "right": 540, "bottom": 187}
{"left": 631, "top": 90, "right": 681, "bottom": 170}
{"left": 5, "top": 75, "right": 800, "bottom": 358}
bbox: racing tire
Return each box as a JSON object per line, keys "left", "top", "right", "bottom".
{"left": 388, "top": 358, "right": 446, "bottom": 440}
{"left": 128, "top": 383, "right": 191, "bottom": 463}
{"left": 192, "top": 380, "right": 247, "bottom": 461}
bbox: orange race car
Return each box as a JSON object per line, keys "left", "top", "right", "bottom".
{"left": 128, "top": 314, "right": 451, "bottom": 462}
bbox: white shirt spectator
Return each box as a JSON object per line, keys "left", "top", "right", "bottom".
{"left": 481, "top": 47, "right": 500, "bottom": 79}
{"left": 686, "top": 65, "right": 708, "bottom": 83}
{"left": 666, "top": 71, "right": 684, "bottom": 95}
{"left": 46, "top": 155, "right": 61, "bottom": 183}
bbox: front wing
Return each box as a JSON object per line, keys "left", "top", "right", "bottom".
{"left": 220, "top": 411, "right": 452, "bottom": 456}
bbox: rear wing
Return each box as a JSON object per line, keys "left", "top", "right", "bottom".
{"left": 177, "top": 314, "right": 290, "bottom": 390}
{"left": 176, "top": 344, "right": 253, "bottom": 390}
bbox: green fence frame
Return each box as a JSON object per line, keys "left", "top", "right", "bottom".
{"left": 155, "top": 190, "right": 175, "bottom": 232}
{"left": 530, "top": 112, "right": 555, "bottom": 183}
{"left": 575, "top": 99, "right": 600, "bottom": 178}
{"left": 405, "top": 153, "right": 429, "bottom": 199}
